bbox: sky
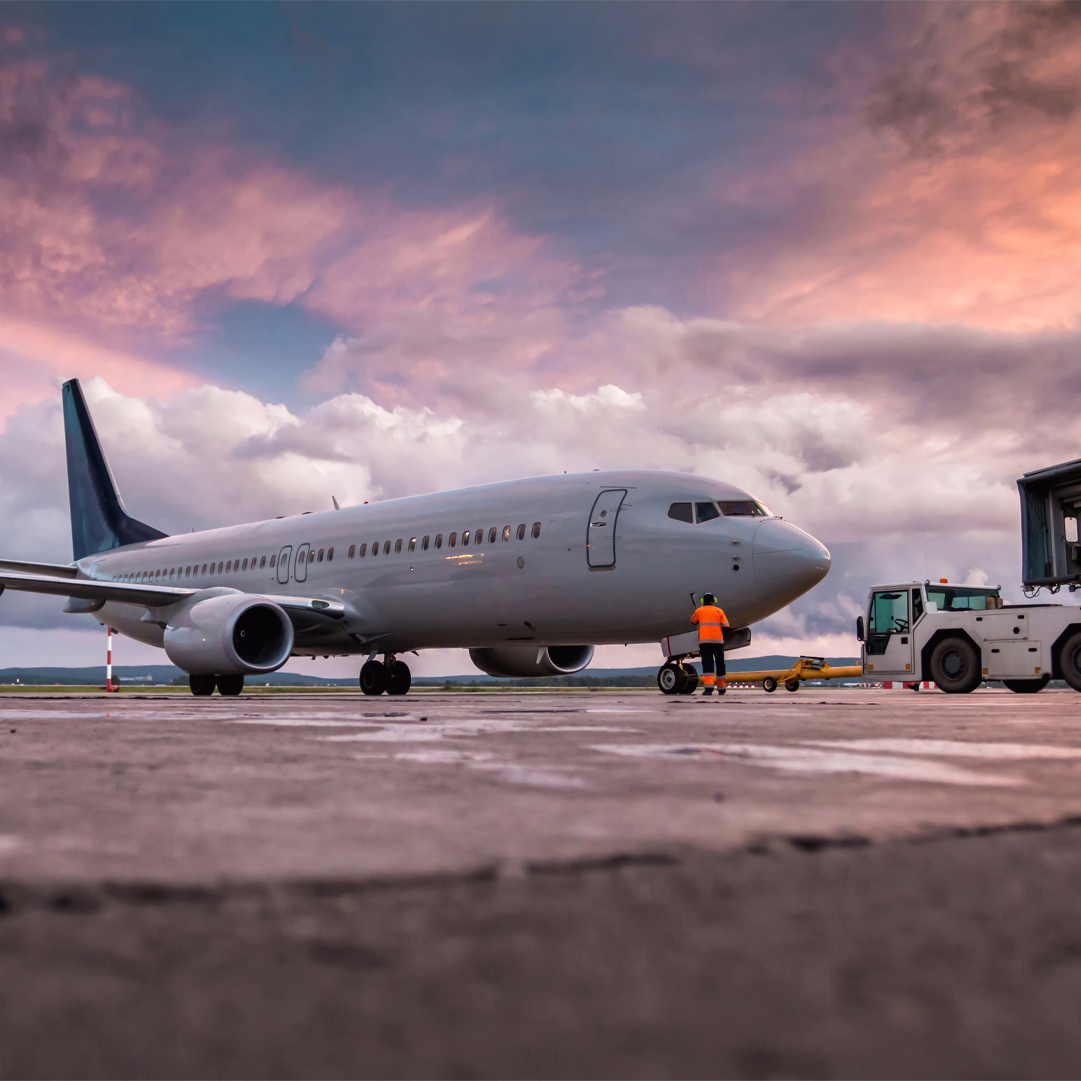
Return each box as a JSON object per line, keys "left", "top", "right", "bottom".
{"left": 1, "top": 1, "right": 1080, "bottom": 676}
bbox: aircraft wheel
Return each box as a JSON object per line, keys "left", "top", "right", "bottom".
{"left": 930, "top": 636, "right": 981, "bottom": 694}
{"left": 658, "top": 663, "right": 682, "bottom": 695}
{"left": 1058, "top": 632, "right": 1081, "bottom": 692}
{"left": 1003, "top": 676, "right": 1050, "bottom": 693}
{"left": 360, "top": 660, "right": 387, "bottom": 696}
{"left": 785, "top": 678, "right": 800, "bottom": 692}
{"left": 677, "top": 665, "right": 698, "bottom": 694}
{"left": 189, "top": 674, "right": 216, "bottom": 697}
{"left": 217, "top": 674, "right": 244, "bottom": 696}
{"left": 387, "top": 662, "right": 412, "bottom": 696}
{"left": 762, "top": 676, "right": 778, "bottom": 693}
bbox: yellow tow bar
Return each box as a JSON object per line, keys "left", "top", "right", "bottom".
{"left": 723, "top": 656, "right": 865, "bottom": 692}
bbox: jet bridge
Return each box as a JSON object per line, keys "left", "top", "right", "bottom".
{"left": 1018, "top": 458, "right": 1081, "bottom": 591}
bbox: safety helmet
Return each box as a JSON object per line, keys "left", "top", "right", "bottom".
{"left": 702, "top": 593, "right": 716, "bottom": 605}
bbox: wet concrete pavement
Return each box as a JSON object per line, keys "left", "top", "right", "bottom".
{"left": 5, "top": 686, "right": 1081, "bottom": 1076}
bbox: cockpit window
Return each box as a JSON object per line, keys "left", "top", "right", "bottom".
{"left": 696, "top": 502, "right": 720, "bottom": 523}
{"left": 668, "top": 502, "right": 693, "bottom": 524}
{"left": 718, "top": 500, "right": 770, "bottom": 517}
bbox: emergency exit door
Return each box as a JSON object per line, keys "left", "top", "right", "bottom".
{"left": 587, "top": 489, "right": 627, "bottom": 568}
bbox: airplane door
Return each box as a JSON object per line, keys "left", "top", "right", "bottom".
{"left": 294, "top": 543, "right": 310, "bottom": 583}
{"left": 276, "top": 546, "right": 292, "bottom": 585}
{"left": 587, "top": 489, "right": 627, "bottom": 568}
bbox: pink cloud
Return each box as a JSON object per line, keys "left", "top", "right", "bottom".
{"left": 708, "top": 4, "right": 1081, "bottom": 332}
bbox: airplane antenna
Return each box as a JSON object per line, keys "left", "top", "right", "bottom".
{"left": 332, "top": 496, "right": 340, "bottom": 511}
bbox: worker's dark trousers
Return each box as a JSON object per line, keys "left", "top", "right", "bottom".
{"left": 700, "top": 643, "right": 726, "bottom": 688}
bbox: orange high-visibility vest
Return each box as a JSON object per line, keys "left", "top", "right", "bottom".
{"left": 691, "top": 603, "right": 729, "bottom": 643}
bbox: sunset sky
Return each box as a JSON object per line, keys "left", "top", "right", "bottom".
{"left": 1, "top": 2, "right": 1079, "bottom": 675}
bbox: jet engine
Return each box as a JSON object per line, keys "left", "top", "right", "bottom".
{"left": 163, "top": 593, "right": 294, "bottom": 675}
{"left": 468, "top": 644, "right": 595, "bottom": 678}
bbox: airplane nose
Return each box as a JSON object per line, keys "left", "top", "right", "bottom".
{"left": 752, "top": 520, "right": 831, "bottom": 590}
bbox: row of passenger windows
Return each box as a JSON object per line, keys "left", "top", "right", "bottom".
{"left": 118, "top": 553, "right": 280, "bottom": 584}
{"left": 668, "top": 500, "right": 771, "bottom": 524}
{"left": 347, "top": 522, "right": 542, "bottom": 558}
{"left": 115, "top": 521, "right": 545, "bottom": 583}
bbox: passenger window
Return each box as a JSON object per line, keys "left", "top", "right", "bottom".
{"left": 317, "top": 549, "right": 324, "bottom": 563}
{"left": 408, "top": 538, "right": 416, "bottom": 552}
{"left": 309, "top": 550, "right": 316, "bottom": 563}
{"left": 463, "top": 531, "right": 470, "bottom": 547}
{"left": 383, "top": 541, "right": 391, "bottom": 555}
{"left": 201, "top": 564, "right": 207, "bottom": 575}
{"left": 489, "top": 527, "right": 497, "bottom": 543}
{"left": 435, "top": 534, "right": 443, "bottom": 549}
{"left": 185, "top": 566, "right": 191, "bottom": 578}
{"left": 532, "top": 522, "right": 541, "bottom": 539}
{"left": 169, "top": 569, "right": 175, "bottom": 579}
{"left": 372, "top": 542, "right": 379, "bottom": 557}
{"left": 449, "top": 532, "right": 457, "bottom": 548}
{"left": 394, "top": 539, "right": 402, "bottom": 554}
{"left": 422, "top": 536, "right": 430, "bottom": 551}
{"left": 327, "top": 548, "right": 333, "bottom": 562}
{"left": 502, "top": 525, "right": 511, "bottom": 542}
{"left": 217, "top": 562, "right": 223, "bottom": 573}
{"left": 242, "top": 559, "right": 248, "bottom": 571}
{"left": 348, "top": 544, "right": 356, "bottom": 559}
{"left": 668, "top": 502, "right": 693, "bottom": 523}
{"left": 696, "top": 502, "right": 721, "bottom": 523}
{"left": 359, "top": 543, "right": 367, "bottom": 557}
{"left": 517, "top": 523, "right": 526, "bottom": 540}
{"left": 260, "top": 556, "right": 267, "bottom": 568}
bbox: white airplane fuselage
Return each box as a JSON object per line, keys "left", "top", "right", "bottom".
{"left": 82, "top": 470, "right": 831, "bottom": 657}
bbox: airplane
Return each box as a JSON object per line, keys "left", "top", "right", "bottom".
{"left": 0, "top": 379, "right": 831, "bottom": 696}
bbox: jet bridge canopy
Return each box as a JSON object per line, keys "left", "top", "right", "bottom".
{"left": 1018, "top": 458, "right": 1081, "bottom": 589}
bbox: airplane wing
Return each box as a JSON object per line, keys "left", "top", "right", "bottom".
{"left": 0, "top": 558, "right": 79, "bottom": 579}
{"left": 0, "top": 570, "right": 345, "bottom": 618}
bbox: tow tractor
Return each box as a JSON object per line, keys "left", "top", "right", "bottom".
{"left": 856, "top": 457, "right": 1081, "bottom": 693}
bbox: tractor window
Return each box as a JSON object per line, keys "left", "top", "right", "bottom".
{"left": 696, "top": 502, "right": 721, "bottom": 524}
{"left": 869, "top": 591, "right": 909, "bottom": 636}
{"left": 912, "top": 590, "right": 925, "bottom": 624}
{"left": 668, "top": 502, "right": 693, "bottom": 523}
{"left": 926, "top": 586, "right": 1000, "bottom": 611}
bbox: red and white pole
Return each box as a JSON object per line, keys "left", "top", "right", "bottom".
{"left": 106, "top": 627, "right": 115, "bottom": 692}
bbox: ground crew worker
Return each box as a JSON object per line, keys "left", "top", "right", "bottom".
{"left": 691, "top": 592, "right": 729, "bottom": 696}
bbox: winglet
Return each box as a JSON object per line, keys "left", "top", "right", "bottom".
{"left": 62, "top": 379, "right": 168, "bottom": 560}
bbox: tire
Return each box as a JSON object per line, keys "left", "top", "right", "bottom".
{"left": 217, "top": 674, "right": 244, "bottom": 697}
{"left": 1003, "top": 676, "right": 1050, "bottom": 694}
{"left": 1058, "top": 631, "right": 1081, "bottom": 692}
{"left": 360, "top": 660, "right": 387, "bottom": 696}
{"left": 929, "top": 636, "right": 981, "bottom": 694}
{"left": 189, "top": 674, "right": 215, "bottom": 697}
{"left": 762, "top": 676, "right": 778, "bottom": 693}
{"left": 387, "top": 663, "right": 411, "bottom": 696}
{"left": 677, "top": 665, "right": 698, "bottom": 695}
{"left": 785, "top": 679, "right": 800, "bottom": 692}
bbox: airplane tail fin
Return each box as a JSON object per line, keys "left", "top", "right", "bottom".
{"left": 62, "top": 379, "right": 168, "bottom": 560}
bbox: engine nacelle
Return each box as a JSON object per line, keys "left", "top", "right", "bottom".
{"left": 163, "top": 593, "right": 294, "bottom": 676}
{"left": 469, "top": 644, "right": 595, "bottom": 678}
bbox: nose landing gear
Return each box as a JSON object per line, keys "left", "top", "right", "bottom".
{"left": 658, "top": 661, "right": 698, "bottom": 695}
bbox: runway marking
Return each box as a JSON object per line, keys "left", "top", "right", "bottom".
{"left": 228, "top": 718, "right": 386, "bottom": 727}
{"left": 395, "top": 750, "right": 496, "bottom": 764}
{"left": 530, "top": 725, "right": 637, "bottom": 732}
{"left": 591, "top": 743, "right": 1023, "bottom": 786}
{"left": 805, "top": 739, "right": 1081, "bottom": 760}
{"left": 393, "top": 749, "right": 589, "bottom": 789}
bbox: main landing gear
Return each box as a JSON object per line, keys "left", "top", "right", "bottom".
{"left": 188, "top": 674, "right": 244, "bottom": 696}
{"left": 360, "top": 656, "right": 412, "bottom": 696}
{"left": 658, "top": 660, "right": 699, "bottom": 696}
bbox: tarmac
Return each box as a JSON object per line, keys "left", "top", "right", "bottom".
{"left": 5, "top": 686, "right": 1081, "bottom": 1077}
